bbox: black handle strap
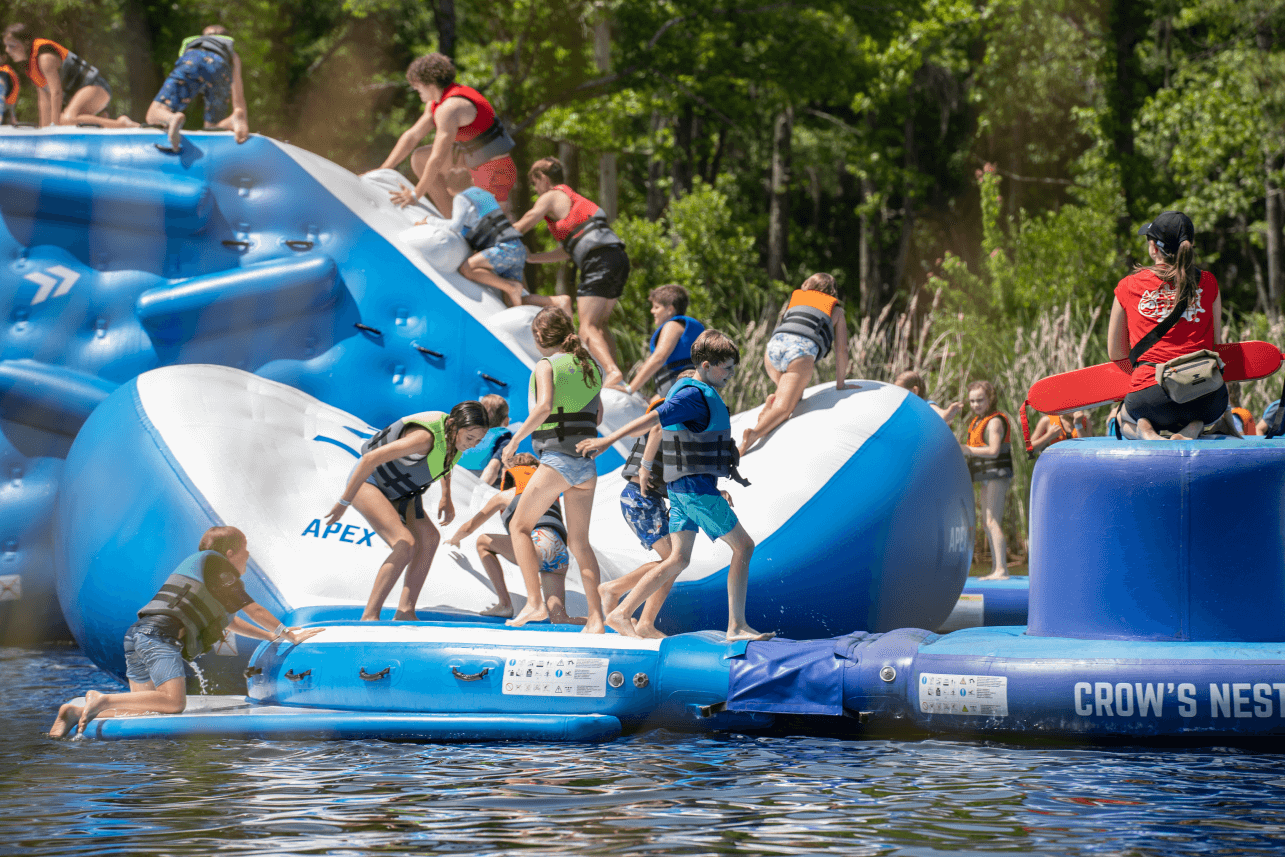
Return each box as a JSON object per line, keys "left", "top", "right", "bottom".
{"left": 1128, "top": 296, "right": 1189, "bottom": 370}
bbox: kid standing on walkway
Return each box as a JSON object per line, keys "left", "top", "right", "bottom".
{"left": 578, "top": 330, "right": 772, "bottom": 642}
{"left": 620, "top": 284, "right": 705, "bottom": 398}
{"left": 501, "top": 307, "right": 606, "bottom": 631}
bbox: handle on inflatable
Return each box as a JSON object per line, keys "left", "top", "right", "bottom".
{"left": 359, "top": 666, "right": 391, "bottom": 681}
{"left": 415, "top": 344, "right": 444, "bottom": 358}
{"left": 451, "top": 666, "right": 491, "bottom": 682}
{"left": 479, "top": 372, "right": 508, "bottom": 388}
{"left": 285, "top": 240, "right": 314, "bottom": 251}
{"left": 354, "top": 322, "right": 382, "bottom": 336}
{"left": 285, "top": 669, "right": 312, "bottom": 681}
{"left": 244, "top": 666, "right": 263, "bottom": 678}
{"left": 221, "top": 239, "right": 250, "bottom": 250}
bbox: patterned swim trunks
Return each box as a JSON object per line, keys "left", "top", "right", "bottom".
{"left": 765, "top": 331, "right": 820, "bottom": 373}
{"left": 620, "top": 481, "right": 669, "bottom": 550}
{"left": 479, "top": 239, "right": 527, "bottom": 280}
{"left": 154, "top": 48, "right": 232, "bottom": 125}
{"left": 532, "top": 526, "right": 569, "bottom": 574}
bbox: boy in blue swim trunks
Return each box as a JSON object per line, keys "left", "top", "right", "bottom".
{"left": 146, "top": 25, "right": 249, "bottom": 152}
{"left": 579, "top": 331, "right": 773, "bottom": 642}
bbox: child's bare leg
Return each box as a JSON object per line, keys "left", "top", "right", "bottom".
{"left": 354, "top": 486, "right": 416, "bottom": 621}
{"left": 635, "top": 537, "right": 674, "bottom": 638}
{"left": 461, "top": 254, "right": 523, "bottom": 306}
{"left": 976, "top": 479, "right": 1010, "bottom": 581}
{"left": 394, "top": 517, "right": 440, "bottom": 620}
{"left": 78, "top": 677, "right": 187, "bottom": 731}
{"left": 49, "top": 701, "right": 84, "bottom": 737}
{"left": 741, "top": 356, "right": 814, "bottom": 455}
{"left": 145, "top": 100, "right": 185, "bottom": 151}
{"left": 607, "top": 531, "right": 694, "bottom": 637}
{"left": 562, "top": 481, "right": 605, "bottom": 633}
{"left": 476, "top": 534, "right": 514, "bottom": 618}
{"left": 720, "top": 524, "right": 772, "bottom": 641}
{"left": 1136, "top": 417, "right": 1164, "bottom": 441}
{"left": 541, "top": 569, "right": 584, "bottom": 624}
{"left": 507, "top": 467, "right": 570, "bottom": 626}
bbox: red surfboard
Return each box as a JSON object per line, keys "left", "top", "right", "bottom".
{"left": 1020, "top": 341, "right": 1283, "bottom": 451}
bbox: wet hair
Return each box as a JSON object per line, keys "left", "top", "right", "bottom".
{"left": 199, "top": 525, "right": 247, "bottom": 557}
{"left": 203, "top": 25, "right": 229, "bottom": 36}
{"left": 800, "top": 272, "right": 838, "bottom": 297}
{"left": 528, "top": 157, "right": 565, "bottom": 186}
{"left": 442, "top": 400, "right": 489, "bottom": 475}
{"left": 691, "top": 329, "right": 739, "bottom": 368}
{"left": 445, "top": 167, "right": 473, "bottom": 192}
{"left": 480, "top": 393, "right": 509, "bottom": 427}
{"left": 531, "top": 307, "right": 600, "bottom": 388}
{"left": 648, "top": 284, "right": 689, "bottom": 317}
{"left": 967, "top": 380, "right": 998, "bottom": 413}
{"left": 895, "top": 370, "right": 925, "bottom": 397}
{"left": 3, "top": 23, "right": 30, "bottom": 48}
{"left": 407, "top": 53, "right": 456, "bottom": 88}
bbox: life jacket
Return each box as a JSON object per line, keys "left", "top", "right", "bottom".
{"left": 620, "top": 398, "right": 667, "bottom": 498}
{"left": 361, "top": 411, "right": 456, "bottom": 499}
{"left": 27, "top": 38, "right": 98, "bottom": 96}
{"left": 530, "top": 353, "right": 602, "bottom": 456}
{"left": 773, "top": 289, "right": 840, "bottom": 359}
{"left": 433, "top": 82, "right": 515, "bottom": 169}
{"left": 1231, "top": 406, "right": 1256, "bottom": 436}
{"left": 1, "top": 64, "right": 18, "bottom": 107}
{"left": 458, "top": 186, "right": 522, "bottom": 251}
{"left": 135, "top": 551, "right": 232, "bottom": 661}
{"left": 543, "top": 184, "right": 624, "bottom": 269}
{"left": 1047, "top": 414, "right": 1079, "bottom": 445}
{"left": 649, "top": 316, "right": 705, "bottom": 395}
{"left": 967, "top": 412, "right": 1013, "bottom": 479}
{"left": 498, "top": 465, "right": 567, "bottom": 542}
{"left": 178, "top": 34, "right": 235, "bottom": 65}
{"left": 660, "top": 377, "right": 749, "bottom": 486}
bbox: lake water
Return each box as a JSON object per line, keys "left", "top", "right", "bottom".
{"left": 4, "top": 644, "right": 1285, "bottom": 856}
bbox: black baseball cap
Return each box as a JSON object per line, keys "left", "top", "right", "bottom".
{"left": 1138, "top": 211, "right": 1195, "bottom": 256}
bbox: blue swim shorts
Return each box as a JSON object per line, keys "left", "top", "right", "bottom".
{"left": 620, "top": 481, "right": 669, "bottom": 550}
{"left": 154, "top": 48, "right": 233, "bottom": 125}
{"left": 765, "top": 331, "right": 820, "bottom": 374}
{"left": 479, "top": 239, "right": 527, "bottom": 281}
{"left": 123, "top": 622, "right": 187, "bottom": 687}
{"left": 532, "top": 526, "right": 569, "bottom": 574}
{"left": 669, "top": 489, "right": 738, "bottom": 542}
{"left": 539, "top": 450, "right": 597, "bottom": 488}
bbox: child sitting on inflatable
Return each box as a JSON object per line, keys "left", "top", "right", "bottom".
{"left": 619, "top": 285, "right": 705, "bottom": 398}
{"left": 894, "top": 369, "right": 962, "bottom": 421}
{"left": 49, "top": 526, "right": 321, "bottom": 738}
{"left": 145, "top": 25, "right": 249, "bottom": 153}
{"left": 446, "top": 453, "right": 579, "bottom": 623}
{"left": 455, "top": 394, "right": 513, "bottom": 487}
{"left": 578, "top": 330, "right": 773, "bottom": 642}
{"left": 501, "top": 307, "right": 606, "bottom": 631}
{"left": 740, "top": 273, "right": 849, "bottom": 455}
{"left": 325, "top": 401, "right": 490, "bottom": 621}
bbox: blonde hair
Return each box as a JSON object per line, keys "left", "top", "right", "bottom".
{"left": 800, "top": 272, "right": 838, "bottom": 297}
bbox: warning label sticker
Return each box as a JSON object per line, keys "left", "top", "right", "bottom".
{"left": 500, "top": 651, "right": 609, "bottom": 698}
{"left": 919, "top": 672, "right": 1009, "bottom": 717}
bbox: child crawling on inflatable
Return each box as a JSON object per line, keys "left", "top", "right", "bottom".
{"left": 49, "top": 526, "right": 322, "bottom": 737}
{"left": 578, "top": 330, "right": 774, "bottom": 642}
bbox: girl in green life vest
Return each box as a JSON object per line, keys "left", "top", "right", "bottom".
{"left": 501, "top": 307, "right": 607, "bottom": 632}
{"left": 325, "top": 400, "right": 490, "bottom": 621}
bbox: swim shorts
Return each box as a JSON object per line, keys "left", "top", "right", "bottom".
{"left": 154, "top": 48, "right": 233, "bottom": 125}
{"left": 620, "top": 481, "right": 669, "bottom": 550}
{"left": 669, "top": 489, "right": 738, "bottom": 542}
{"left": 532, "top": 526, "right": 569, "bottom": 574}
{"left": 1123, "top": 383, "right": 1228, "bottom": 435}
{"left": 479, "top": 238, "right": 527, "bottom": 280}
{"left": 577, "top": 244, "right": 630, "bottom": 300}
{"left": 123, "top": 622, "right": 187, "bottom": 687}
{"left": 766, "top": 332, "right": 820, "bottom": 374}
{"left": 75, "top": 69, "right": 112, "bottom": 101}
{"left": 468, "top": 155, "right": 517, "bottom": 203}
{"left": 539, "top": 450, "right": 597, "bottom": 487}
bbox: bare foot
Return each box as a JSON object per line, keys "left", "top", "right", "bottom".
{"left": 118, "top": 115, "right": 140, "bottom": 128}
{"left": 739, "top": 428, "right": 758, "bottom": 457}
{"left": 164, "top": 112, "right": 184, "bottom": 153}
{"left": 392, "top": 610, "right": 419, "bottom": 621}
{"left": 635, "top": 624, "right": 667, "bottom": 639}
{"left": 49, "top": 702, "right": 83, "bottom": 738}
{"left": 552, "top": 295, "right": 573, "bottom": 316}
{"left": 500, "top": 280, "right": 524, "bottom": 307}
{"left": 78, "top": 690, "right": 109, "bottom": 731}
{"left": 581, "top": 617, "right": 606, "bottom": 634}
{"left": 598, "top": 582, "right": 624, "bottom": 614}
{"left": 978, "top": 571, "right": 1009, "bottom": 581}
{"left": 726, "top": 625, "right": 775, "bottom": 642}
{"left": 507, "top": 605, "right": 548, "bottom": 627}
{"left": 1137, "top": 418, "right": 1163, "bottom": 441}
{"left": 360, "top": 611, "right": 381, "bottom": 622}
{"left": 550, "top": 610, "right": 588, "bottom": 626}
{"left": 480, "top": 602, "right": 514, "bottom": 618}
{"left": 604, "top": 610, "right": 640, "bottom": 638}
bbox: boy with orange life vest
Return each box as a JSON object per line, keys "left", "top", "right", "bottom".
{"left": 1, "top": 62, "right": 17, "bottom": 124}
{"left": 2, "top": 23, "right": 137, "bottom": 128}
{"left": 513, "top": 157, "right": 630, "bottom": 389}
{"left": 1029, "top": 410, "right": 1091, "bottom": 452}
{"left": 145, "top": 25, "right": 249, "bottom": 153}
{"left": 446, "top": 453, "right": 578, "bottom": 623}
{"left": 578, "top": 330, "right": 773, "bottom": 643}
{"left": 962, "top": 380, "right": 1013, "bottom": 581}
{"left": 620, "top": 285, "right": 706, "bottom": 399}
{"left": 740, "top": 273, "right": 849, "bottom": 455}
{"left": 1227, "top": 382, "right": 1256, "bottom": 436}
{"left": 380, "top": 53, "right": 517, "bottom": 218}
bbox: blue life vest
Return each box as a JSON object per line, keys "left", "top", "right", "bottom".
{"left": 136, "top": 551, "right": 232, "bottom": 660}
{"left": 459, "top": 186, "right": 522, "bottom": 252}
{"left": 660, "top": 378, "right": 748, "bottom": 485}
{"left": 649, "top": 316, "right": 705, "bottom": 395}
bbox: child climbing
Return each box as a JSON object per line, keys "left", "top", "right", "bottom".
{"left": 620, "top": 284, "right": 706, "bottom": 398}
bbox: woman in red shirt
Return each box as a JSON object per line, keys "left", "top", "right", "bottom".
{"left": 1106, "top": 211, "right": 1225, "bottom": 440}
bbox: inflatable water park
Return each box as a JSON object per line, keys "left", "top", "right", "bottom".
{"left": 5, "top": 128, "right": 1285, "bottom": 743}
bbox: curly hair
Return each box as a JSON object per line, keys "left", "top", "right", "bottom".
{"left": 406, "top": 53, "right": 456, "bottom": 89}
{"left": 531, "top": 307, "right": 599, "bottom": 389}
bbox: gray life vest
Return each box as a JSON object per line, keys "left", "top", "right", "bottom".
{"left": 772, "top": 291, "right": 837, "bottom": 360}
{"left": 563, "top": 212, "right": 624, "bottom": 270}
{"left": 660, "top": 378, "right": 750, "bottom": 486}
{"left": 361, "top": 411, "right": 450, "bottom": 500}
{"left": 499, "top": 494, "right": 567, "bottom": 542}
{"left": 56, "top": 50, "right": 98, "bottom": 98}
{"left": 620, "top": 435, "right": 667, "bottom": 499}
{"left": 136, "top": 551, "right": 231, "bottom": 660}
{"left": 459, "top": 187, "right": 522, "bottom": 252}
{"left": 179, "top": 34, "right": 235, "bottom": 65}
{"left": 456, "top": 117, "right": 516, "bottom": 169}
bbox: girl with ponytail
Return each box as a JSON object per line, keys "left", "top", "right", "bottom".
{"left": 326, "top": 400, "right": 489, "bottom": 620}
{"left": 1107, "top": 211, "right": 1226, "bottom": 440}
{"left": 501, "top": 307, "right": 607, "bottom": 631}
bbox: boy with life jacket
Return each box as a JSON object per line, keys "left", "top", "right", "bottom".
{"left": 381, "top": 53, "right": 517, "bottom": 217}
{"left": 3, "top": 23, "right": 137, "bottom": 128}
{"left": 1029, "top": 410, "right": 1091, "bottom": 452}
{"left": 894, "top": 370, "right": 962, "bottom": 422}
{"left": 577, "top": 330, "right": 773, "bottom": 642}
{"left": 962, "top": 380, "right": 1013, "bottom": 581}
{"left": 1, "top": 62, "right": 18, "bottom": 124}
{"left": 145, "top": 25, "right": 249, "bottom": 153}
{"left": 739, "top": 273, "right": 849, "bottom": 456}
{"left": 325, "top": 401, "right": 490, "bottom": 621}
{"left": 513, "top": 157, "right": 630, "bottom": 389}
{"left": 501, "top": 307, "right": 607, "bottom": 631}
{"left": 49, "top": 526, "right": 322, "bottom": 738}
{"left": 1227, "top": 382, "right": 1257, "bottom": 436}
{"left": 620, "top": 285, "right": 706, "bottom": 399}
{"left": 446, "top": 453, "right": 579, "bottom": 623}
{"left": 455, "top": 394, "right": 513, "bottom": 488}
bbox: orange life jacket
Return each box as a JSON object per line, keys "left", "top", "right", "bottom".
{"left": 501, "top": 464, "right": 537, "bottom": 494}
{"left": 773, "top": 289, "right": 841, "bottom": 359}
{"left": 26, "top": 38, "right": 68, "bottom": 88}
{"left": 1048, "top": 414, "right": 1080, "bottom": 443}
{"left": 1231, "top": 406, "right": 1256, "bottom": 435}
{"left": 1, "top": 64, "right": 18, "bottom": 106}
{"left": 967, "top": 412, "right": 1013, "bottom": 479}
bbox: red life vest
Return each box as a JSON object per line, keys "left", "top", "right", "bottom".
{"left": 431, "top": 82, "right": 494, "bottom": 143}
{"left": 543, "top": 184, "right": 602, "bottom": 243}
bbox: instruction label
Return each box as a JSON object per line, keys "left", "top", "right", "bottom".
{"left": 501, "top": 651, "right": 608, "bottom": 698}
{"left": 919, "top": 672, "right": 1009, "bottom": 716}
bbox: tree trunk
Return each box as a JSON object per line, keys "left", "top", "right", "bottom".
{"left": 892, "top": 112, "right": 917, "bottom": 300}
{"left": 859, "top": 175, "right": 877, "bottom": 316}
{"left": 434, "top": 0, "right": 457, "bottom": 59}
{"left": 556, "top": 142, "right": 581, "bottom": 298}
{"left": 646, "top": 111, "right": 666, "bottom": 220}
{"left": 1266, "top": 163, "right": 1283, "bottom": 318}
{"left": 1103, "top": 0, "right": 1151, "bottom": 225}
{"left": 767, "top": 105, "right": 793, "bottom": 282}
{"left": 121, "top": 0, "right": 157, "bottom": 119}
{"left": 593, "top": 17, "right": 618, "bottom": 219}
{"left": 1240, "top": 214, "right": 1270, "bottom": 315}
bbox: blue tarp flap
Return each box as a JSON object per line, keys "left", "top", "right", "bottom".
{"left": 726, "top": 637, "right": 845, "bottom": 715}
